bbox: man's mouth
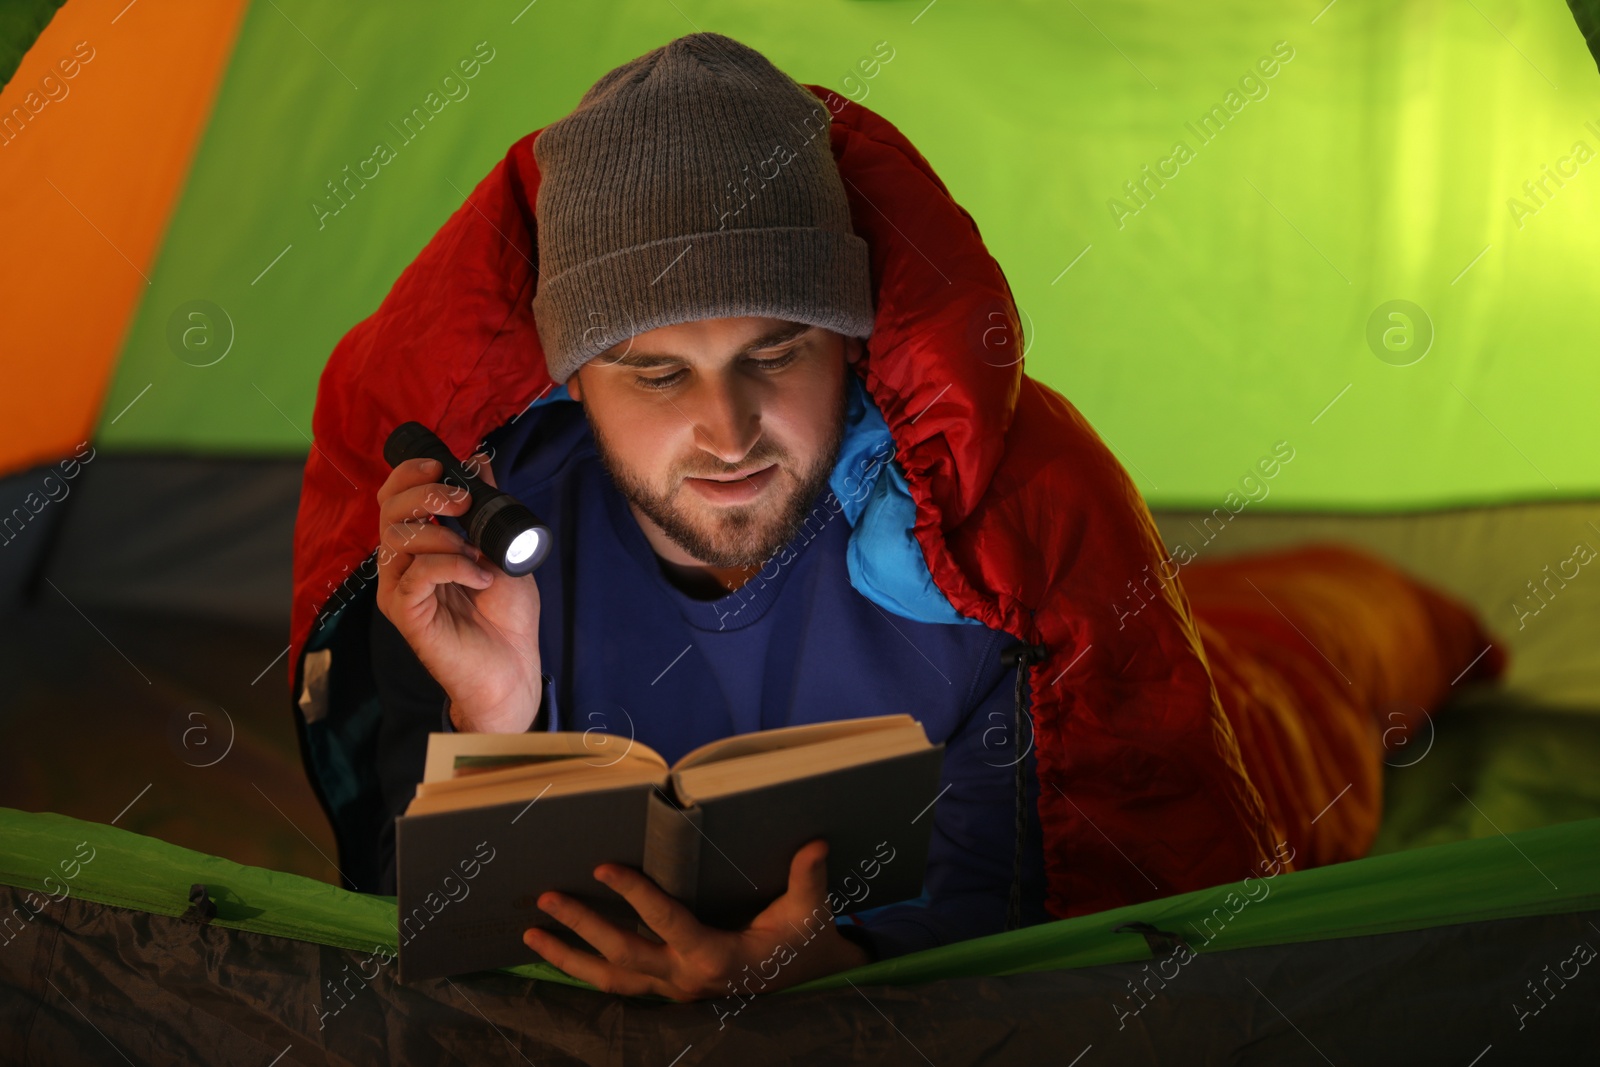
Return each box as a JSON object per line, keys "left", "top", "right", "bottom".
{"left": 686, "top": 464, "right": 778, "bottom": 503}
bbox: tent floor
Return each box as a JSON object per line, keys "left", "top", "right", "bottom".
{"left": 3, "top": 885, "right": 1594, "bottom": 1065}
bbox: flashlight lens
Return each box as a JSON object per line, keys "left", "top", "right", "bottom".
{"left": 505, "top": 529, "right": 542, "bottom": 566}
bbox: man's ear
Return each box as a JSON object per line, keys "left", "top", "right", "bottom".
{"left": 566, "top": 366, "right": 583, "bottom": 401}
{"left": 845, "top": 337, "right": 865, "bottom": 366}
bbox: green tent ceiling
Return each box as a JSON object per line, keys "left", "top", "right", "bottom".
{"left": 77, "top": 1, "right": 1600, "bottom": 511}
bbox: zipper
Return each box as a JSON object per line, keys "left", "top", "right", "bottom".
{"left": 1000, "top": 640, "right": 1048, "bottom": 931}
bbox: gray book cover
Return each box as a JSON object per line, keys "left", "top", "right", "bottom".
{"left": 645, "top": 745, "right": 946, "bottom": 929}
{"left": 396, "top": 781, "right": 655, "bottom": 984}
{"left": 396, "top": 743, "right": 945, "bottom": 983}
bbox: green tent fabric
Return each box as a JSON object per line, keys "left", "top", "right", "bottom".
{"left": 3, "top": 807, "right": 1597, "bottom": 1061}
{"left": 1569, "top": 0, "right": 1600, "bottom": 71}
{"left": 87, "top": 0, "right": 1600, "bottom": 511}
{"left": 1370, "top": 689, "right": 1600, "bottom": 855}
{"left": 0, "top": 0, "right": 64, "bottom": 89}
{"left": 0, "top": 806, "right": 1593, "bottom": 988}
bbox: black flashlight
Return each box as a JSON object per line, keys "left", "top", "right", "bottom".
{"left": 383, "top": 421, "right": 552, "bottom": 577}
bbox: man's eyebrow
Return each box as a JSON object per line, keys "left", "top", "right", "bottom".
{"left": 599, "top": 321, "right": 814, "bottom": 369}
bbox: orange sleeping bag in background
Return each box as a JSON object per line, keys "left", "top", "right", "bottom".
{"left": 1181, "top": 544, "right": 1507, "bottom": 873}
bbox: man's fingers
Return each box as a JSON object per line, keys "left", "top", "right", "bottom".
{"left": 378, "top": 521, "right": 475, "bottom": 565}
{"left": 378, "top": 457, "right": 473, "bottom": 528}
{"left": 786, "top": 838, "right": 831, "bottom": 907}
{"left": 380, "top": 481, "right": 472, "bottom": 531}
{"left": 597, "top": 865, "right": 705, "bottom": 953}
{"left": 392, "top": 552, "right": 494, "bottom": 608}
{"left": 535, "top": 891, "right": 666, "bottom": 973}
{"left": 751, "top": 839, "right": 832, "bottom": 933}
{"left": 521, "top": 928, "right": 670, "bottom": 999}
{"left": 531, "top": 891, "right": 684, "bottom": 993}
{"left": 376, "top": 457, "right": 444, "bottom": 509}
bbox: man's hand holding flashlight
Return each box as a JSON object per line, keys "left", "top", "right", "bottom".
{"left": 375, "top": 453, "right": 543, "bottom": 733}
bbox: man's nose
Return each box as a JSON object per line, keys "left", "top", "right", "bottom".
{"left": 685, "top": 372, "right": 763, "bottom": 466}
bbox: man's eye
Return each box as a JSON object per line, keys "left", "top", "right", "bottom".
{"left": 751, "top": 349, "right": 800, "bottom": 371}
{"left": 634, "top": 349, "right": 799, "bottom": 391}
{"left": 637, "top": 370, "right": 686, "bottom": 391}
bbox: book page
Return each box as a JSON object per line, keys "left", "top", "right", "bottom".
{"left": 422, "top": 730, "right": 665, "bottom": 784}
{"left": 670, "top": 713, "right": 920, "bottom": 771}
{"left": 671, "top": 722, "right": 931, "bottom": 804}
{"left": 414, "top": 751, "right": 663, "bottom": 799}
{"left": 404, "top": 763, "right": 668, "bottom": 817}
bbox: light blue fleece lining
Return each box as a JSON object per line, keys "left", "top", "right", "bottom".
{"left": 829, "top": 374, "right": 978, "bottom": 626}
{"left": 516, "top": 374, "right": 975, "bottom": 626}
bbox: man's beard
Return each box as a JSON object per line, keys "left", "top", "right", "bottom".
{"left": 582, "top": 383, "right": 849, "bottom": 570}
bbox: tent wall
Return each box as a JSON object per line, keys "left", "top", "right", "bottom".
{"left": 0, "top": 0, "right": 249, "bottom": 477}
{"left": 1147, "top": 501, "right": 1600, "bottom": 711}
{"left": 0, "top": 0, "right": 65, "bottom": 89}
{"left": 1570, "top": 0, "right": 1600, "bottom": 71}
{"left": 0, "top": 459, "right": 73, "bottom": 610}
{"left": 49, "top": 0, "right": 1599, "bottom": 510}
{"left": 27, "top": 454, "right": 301, "bottom": 627}
{"left": 0, "top": 454, "right": 298, "bottom": 625}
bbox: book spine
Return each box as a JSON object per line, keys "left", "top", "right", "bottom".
{"left": 643, "top": 788, "right": 702, "bottom": 913}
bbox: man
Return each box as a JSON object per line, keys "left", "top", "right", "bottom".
{"left": 290, "top": 28, "right": 1503, "bottom": 1010}
{"left": 367, "top": 34, "right": 1050, "bottom": 1000}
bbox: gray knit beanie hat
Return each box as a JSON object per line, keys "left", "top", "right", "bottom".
{"left": 531, "top": 32, "right": 876, "bottom": 385}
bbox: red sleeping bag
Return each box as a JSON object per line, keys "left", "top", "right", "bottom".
{"left": 288, "top": 88, "right": 1508, "bottom": 920}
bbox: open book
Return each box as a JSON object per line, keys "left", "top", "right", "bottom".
{"left": 395, "top": 713, "right": 945, "bottom": 983}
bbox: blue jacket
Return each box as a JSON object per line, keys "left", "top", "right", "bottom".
{"left": 370, "top": 374, "right": 1048, "bottom": 960}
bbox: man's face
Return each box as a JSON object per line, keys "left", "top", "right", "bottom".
{"left": 565, "top": 316, "right": 862, "bottom": 570}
